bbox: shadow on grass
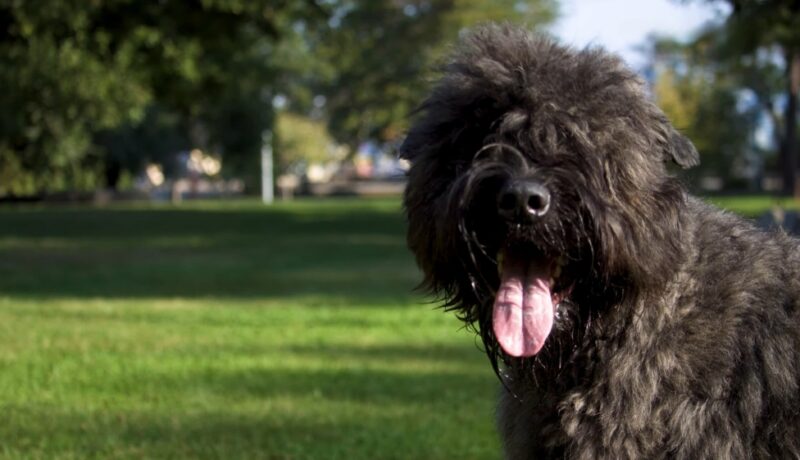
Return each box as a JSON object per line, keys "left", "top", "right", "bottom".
{"left": 0, "top": 200, "right": 422, "bottom": 303}
{"left": 280, "top": 343, "right": 487, "bottom": 363}
{"left": 188, "top": 344, "right": 492, "bottom": 406}
{"left": 120, "top": 364, "right": 492, "bottom": 408}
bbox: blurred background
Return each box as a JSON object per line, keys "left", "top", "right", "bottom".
{"left": 0, "top": 1, "right": 798, "bottom": 459}
{"left": 1, "top": 0, "right": 798, "bottom": 202}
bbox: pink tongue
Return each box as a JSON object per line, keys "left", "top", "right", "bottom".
{"left": 492, "top": 255, "right": 554, "bottom": 357}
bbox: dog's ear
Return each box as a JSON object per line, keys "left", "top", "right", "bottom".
{"left": 398, "top": 133, "right": 418, "bottom": 161}
{"left": 398, "top": 116, "right": 453, "bottom": 163}
{"left": 666, "top": 129, "right": 699, "bottom": 169}
{"left": 398, "top": 115, "right": 435, "bottom": 162}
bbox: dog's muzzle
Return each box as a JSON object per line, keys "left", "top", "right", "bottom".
{"left": 497, "top": 178, "right": 550, "bottom": 222}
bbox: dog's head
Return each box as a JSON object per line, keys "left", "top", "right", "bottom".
{"left": 401, "top": 25, "right": 698, "bottom": 368}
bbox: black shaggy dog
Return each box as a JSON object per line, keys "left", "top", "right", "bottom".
{"left": 400, "top": 24, "right": 800, "bottom": 459}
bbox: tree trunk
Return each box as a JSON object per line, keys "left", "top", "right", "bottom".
{"left": 104, "top": 160, "right": 121, "bottom": 191}
{"left": 785, "top": 49, "right": 799, "bottom": 197}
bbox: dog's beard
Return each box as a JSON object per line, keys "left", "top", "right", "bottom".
{"left": 449, "top": 145, "right": 597, "bottom": 366}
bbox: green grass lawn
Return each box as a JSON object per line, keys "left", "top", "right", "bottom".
{"left": 0, "top": 198, "right": 497, "bottom": 460}
{"left": 705, "top": 194, "right": 800, "bottom": 218}
{"left": 0, "top": 195, "right": 788, "bottom": 459}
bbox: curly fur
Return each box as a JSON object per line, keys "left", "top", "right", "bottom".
{"left": 400, "top": 24, "right": 800, "bottom": 459}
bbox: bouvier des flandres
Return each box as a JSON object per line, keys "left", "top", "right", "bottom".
{"left": 400, "top": 24, "right": 800, "bottom": 459}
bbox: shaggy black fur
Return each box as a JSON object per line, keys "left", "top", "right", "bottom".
{"left": 400, "top": 24, "right": 800, "bottom": 459}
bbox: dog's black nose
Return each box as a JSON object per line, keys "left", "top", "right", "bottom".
{"left": 497, "top": 179, "right": 550, "bottom": 221}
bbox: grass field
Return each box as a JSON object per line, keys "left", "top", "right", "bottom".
{"left": 0, "top": 195, "right": 789, "bottom": 459}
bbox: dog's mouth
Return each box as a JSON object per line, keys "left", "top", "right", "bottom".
{"left": 493, "top": 248, "right": 570, "bottom": 357}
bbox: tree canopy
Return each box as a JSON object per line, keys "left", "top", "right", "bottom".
{"left": 687, "top": 0, "right": 800, "bottom": 194}
{"left": 0, "top": 0, "right": 557, "bottom": 197}
{"left": 306, "top": 0, "right": 557, "bottom": 150}
{"left": 0, "top": 0, "right": 321, "bottom": 195}
{"left": 646, "top": 34, "right": 758, "bottom": 188}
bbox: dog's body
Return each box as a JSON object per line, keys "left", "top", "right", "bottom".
{"left": 498, "top": 196, "right": 800, "bottom": 458}
{"left": 400, "top": 25, "right": 800, "bottom": 459}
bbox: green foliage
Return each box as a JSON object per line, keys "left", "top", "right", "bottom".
{"left": 0, "top": 8, "right": 151, "bottom": 195}
{"left": 203, "top": 94, "right": 274, "bottom": 190}
{"left": 297, "top": 0, "right": 558, "bottom": 149}
{"left": 1, "top": 1, "right": 557, "bottom": 196}
{"left": 649, "top": 39, "right": 745, "bottom": 186}
{"left": 711, "top": 0, "right": 800, "bottom": 53}
{"left": 94, "top": 105, "right": 191, "bottom": 185}
{"left": 688, "top": 0, "right": 800, "bottom": 194}
{"left": 0, "top": 1, "right": 320, "bottom": 196}
{"left": 275, "top": 112, "right": 337, "bottom": 172}
{"left": 652, "top": 57, "right": 755, "bottom": 183}
{"left": 654, "top": 66, "right": 701, "bottom": 130}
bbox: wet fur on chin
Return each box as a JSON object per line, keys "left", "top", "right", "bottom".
{"left": 401, "top": 23, "right": 800, "bottom": 459}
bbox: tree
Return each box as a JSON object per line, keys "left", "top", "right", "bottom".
{"left": 94, "top": 105, "right": 190, "bottom": 187}
{"left": 0, "top": 1, "right": 559, "bottom": 197}
{"left": 274, "top": 112, "right": 336, "bottom": 174}
{"left": 0, "top": 2, "right": 150, "bottom": 196}
{"left": 291, "top": 0, "right": 558, "bottom": 153}
{"left": 690, "top": 0, "right": 800, "bottom": 195}
{"left": 0, "top": 0, "right": 326, "bottom": 196}
{"left": 646, "top": 35, "right": 759, "bottom": 189}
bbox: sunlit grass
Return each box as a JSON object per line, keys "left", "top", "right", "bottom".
{"left": 0, "top": 298, "right": 496, "bottom": 459}
{"left": 705, "top": 194, "right": 800, "bottom": 217}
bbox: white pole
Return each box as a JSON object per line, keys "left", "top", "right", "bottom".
{"left": 261, "top": 130, "right": 274, "bottom": 204}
